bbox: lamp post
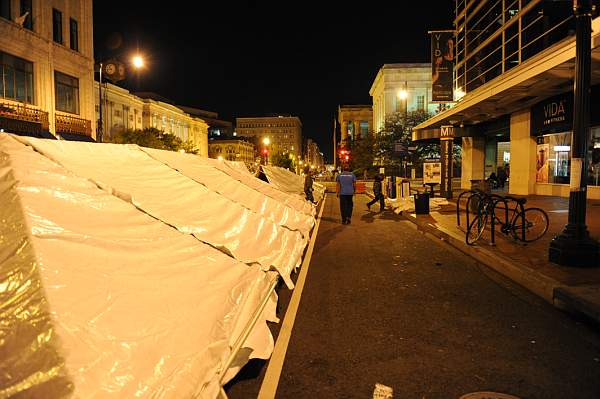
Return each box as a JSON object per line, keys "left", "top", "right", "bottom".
{"left": 97, "top": 62, "right": 104, "bottom": 143}
{"left": 548, "top": 0, "right": 599, "bottom": 266}
{"left": 96, "top": 54, "right": 145, "bottom": 143}
{"left": 262, "top": 137, "right": 270, "bottom": 165}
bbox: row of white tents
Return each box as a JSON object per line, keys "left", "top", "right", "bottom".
{"left": 0, "top": 134, "right": 321, "bottom": 399}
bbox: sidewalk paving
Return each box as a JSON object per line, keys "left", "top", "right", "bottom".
{"left": 384, "top": 192, "right": 600, "bottom": 324}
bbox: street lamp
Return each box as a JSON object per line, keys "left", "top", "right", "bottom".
{"left": 397, "top": 82, "right": 408, "bottom": 116}
{"left": 97, "top": 54, "right": 145, "bottom": 143}
{"left": 262, "top": 137, "right": 270, "bottom": 165}
{"left": 548, "top": 0, "right": 599, "bottom": 266}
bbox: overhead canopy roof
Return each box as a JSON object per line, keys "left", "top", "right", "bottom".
{"left": 413, "top": 18, "right": 600, "bottom": 142}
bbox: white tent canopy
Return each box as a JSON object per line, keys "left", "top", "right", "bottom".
{"left": 140, "top": 148, "right": 315, "bottom": 236}
{"left": 262, "top": 165, "right": 325, "bottom": 203}
{"left": 0, "top": 134, "right": 286, "bottom": 398}
{"left": 13, "top": 137, "right": 306, "bottom": 288}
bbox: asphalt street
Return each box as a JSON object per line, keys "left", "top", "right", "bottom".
{"left": 226, "top": 194, "right": 600, "bottom": 399}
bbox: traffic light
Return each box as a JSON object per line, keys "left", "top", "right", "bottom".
{"left": 263, "top": 148, "right": 268, "bottom": 155}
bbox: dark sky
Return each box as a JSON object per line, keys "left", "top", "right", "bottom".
{"left": 93, "top": 1, "right": 454, "bottom": 161}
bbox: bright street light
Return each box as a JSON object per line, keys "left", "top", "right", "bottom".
{"left": 132, "top": 55, "right": 144, "bottom": 69}
{"left": 262, "top": 137, "right": 270, "bottom": 146}
{"left": 397, "top": 89, "right": 408, "bottom": 100}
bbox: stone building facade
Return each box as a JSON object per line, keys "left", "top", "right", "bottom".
{"left": 95, "top": 82, "right": 209, "bottom": 156}
{"left": 369, "top": 63, "right": 442, "bottom": 133}
{"left": 209, "top": 138, "right": 255, "bottom": 165}
{"left": 0, "top": 0, "right": 95, "bottom": 138}
{"left": 236, "top": 115, "right": 302, "bottom": 161}
{"left": 337, "top": 104, "right": 372, "bottom": 149}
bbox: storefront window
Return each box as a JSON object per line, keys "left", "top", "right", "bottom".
{"left": 536, "top": 132, "right": 571, "bottom": 184}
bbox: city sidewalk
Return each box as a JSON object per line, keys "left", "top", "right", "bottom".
{"left": 391, "top": 192, "right": 600, "bottom": 324}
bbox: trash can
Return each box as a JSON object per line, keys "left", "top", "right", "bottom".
{"left": 414, "top": 192, "right": 430, "bottom": 214}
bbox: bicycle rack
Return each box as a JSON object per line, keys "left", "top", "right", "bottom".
{"left": 457, "top": 189, "right": 483, "bottom": 228}
{"left": 457, "top": 190, "right": 529, "bottom": 245}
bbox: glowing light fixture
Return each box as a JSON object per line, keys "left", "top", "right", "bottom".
{"left": 554, "top": 145, "right": 571, "bottom": 152}
{"left": 132, "top": 55, "right": 144, "bottom": 69}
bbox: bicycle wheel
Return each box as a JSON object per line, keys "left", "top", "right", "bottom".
{"left": 466, "top": 213, "right": 488, "bottom": 245}
{"left": 513, "top": 207, "right": 549, "bottom": 242}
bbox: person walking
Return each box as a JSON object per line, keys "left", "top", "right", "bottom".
{"left": 304, "top": 166, "right": 315, "bottom": 203}
{"left": 366, "top": 174, "right": 385, "bottom": 212}
{"left": 336, "top": 164, "right": 356, "bottom": 224}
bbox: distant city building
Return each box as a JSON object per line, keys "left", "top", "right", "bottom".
{"left": 337, "top": 104, "right": 373, "bottom": 149}
{"left": 236, "top": 115, "right": 303, "bottom": 160}
{"left": 95, "top": 84, "right": 209, "bottom": 156}
{"left": 304, "top": 138, "right": 324, "bottom": 170}
{"left": 178, "top": 106, "right": 233, "bottom": 139}
{"left": 209, "top": 138, "right": 255, "bottom": 165}
{"left": 369, "top": 63, "right": 446, "bottom": 133}
{"left": 0, "top": 0, "right": 95, "bottom": 139}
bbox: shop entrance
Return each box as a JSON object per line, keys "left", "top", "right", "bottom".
{"left": 484, "top": 137, "right": 510, "bottom": 190}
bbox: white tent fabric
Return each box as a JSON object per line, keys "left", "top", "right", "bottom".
{"left": 14, "top": 136, "right": 306, "bottom": 288}
{"left": 262, "top": 165, "right": 325, "bottom": 203}
{"left": 140, "top": 148, "right": 314, "bottom": 236}
{"left": 224, "top": 159, "right": 251, "bottom": 174}
{"left": 212, "top": 161, "right": 315, "bottom": 216}
{"left": 0, "top": 134, "right": 277, "bottom": 398}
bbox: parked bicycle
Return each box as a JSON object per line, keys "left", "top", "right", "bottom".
{"left": 464, "top": 190, "right": 549, "bottom": 245}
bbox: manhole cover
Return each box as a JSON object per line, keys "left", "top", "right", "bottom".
{"left": 459, "top": 393, "right": 520, "bottom": 399}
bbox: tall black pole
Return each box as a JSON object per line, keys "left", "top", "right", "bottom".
{"left": 549, "top": 0, "right": 599, "bottom": 267}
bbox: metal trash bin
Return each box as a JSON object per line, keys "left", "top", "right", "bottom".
{"left": 414, "top": 192, "right": 430, "bottom": 214}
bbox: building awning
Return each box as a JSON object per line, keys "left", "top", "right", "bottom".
{"left": 413, "top": 18, "right": 600, "bottom": 141}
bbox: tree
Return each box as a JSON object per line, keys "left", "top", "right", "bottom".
{"left": 111, "top": 127, "right": 198, "bottom": 154}
{"left": 373, "top": 110, "right": 435, "bottom": 166}
{"left": 373, "top": 110, "right": 460, "bottom": 175}
{"left": 350, "top": 132, "right": 375, "bottom": 176}
{"left": 270, "top": 151, "right": 295, "bottom": 171}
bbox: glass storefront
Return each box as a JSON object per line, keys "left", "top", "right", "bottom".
{"left": 536, "top": 129, "right": 600, "bottom": 186}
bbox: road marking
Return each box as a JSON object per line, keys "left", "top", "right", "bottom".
{"left": 257, "top": 195, "right": 326, "bottom": 399}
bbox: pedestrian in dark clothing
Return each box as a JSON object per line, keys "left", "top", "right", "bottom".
{"left": 487, "top": 172, "right": 498, "bottom": 189}
{"left": 304, "top": 167, "right": 315, "bottom": 203}
{"left": 336, "top": 164, "right": 356, "bottom": 224}
{"left": 497, "top": 166, "right": 507, "bottom": 188}
{"left": 367, "top": 174, "right": 385, "bottom": 212}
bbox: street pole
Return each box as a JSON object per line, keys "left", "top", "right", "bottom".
{"left": 97, "top": 62, "right": 103, "bottom": 143}
{"left": 548, "top": 0, "right": 599, "bottom": 266}
{"left": 333, "top": 117, "right": 337, "bottom": 170}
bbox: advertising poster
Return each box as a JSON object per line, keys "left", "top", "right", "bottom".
{"left": 536, "top": 143, "right": 549, "bottom": 183}
{"left": 423, "top": 161, "right": 442, "bottom": 184}
{"left": 431, "top": 31, "right": 455, "bottom": 102}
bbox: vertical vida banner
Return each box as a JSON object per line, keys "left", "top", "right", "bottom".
{"left": 431, "top": 31, "right": 455, "bottom": 102}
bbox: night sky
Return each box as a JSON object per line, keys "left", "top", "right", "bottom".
{"left": 93, "top": 1, "right": 454, "bottom": 161}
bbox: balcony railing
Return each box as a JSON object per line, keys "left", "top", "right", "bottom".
{"left": 55, "top": 113, "right": 92, "bottom": 137}
{"left": 0, "top": 101, "right": 49, "bottom": 130}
